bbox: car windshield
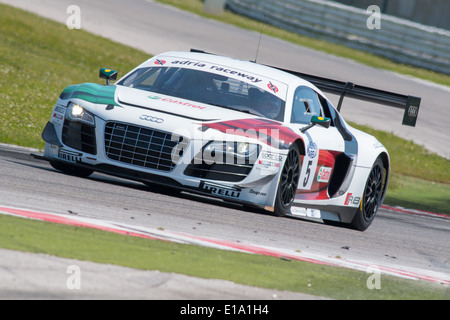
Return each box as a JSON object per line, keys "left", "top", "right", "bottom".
{"left": 117, "top": 66, "right": 286, "bottom": 121}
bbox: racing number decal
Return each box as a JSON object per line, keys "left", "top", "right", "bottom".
{"left": 303, "top": 160, "right": 313, "bottom": 187}
{"left": 299, "top": 141, "right": 318, "bottom": 190}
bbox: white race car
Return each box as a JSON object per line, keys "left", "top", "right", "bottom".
{"left": 37, "top": 50, "right": 421, "bottom": 231}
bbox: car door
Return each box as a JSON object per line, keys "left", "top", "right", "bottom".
{"left": 287, "top": 86, "right": 345, "bottom": 201}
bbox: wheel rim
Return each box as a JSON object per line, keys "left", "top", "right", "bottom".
{"left": 362, "top": 163, "right": 383, "bottom": 221}
{"left": 279, "top": 149, "right": 300, "bottom": 208}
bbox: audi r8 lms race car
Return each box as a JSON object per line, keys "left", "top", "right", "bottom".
{"left": 37, "top": 50, "right": 421, "bottom": 231}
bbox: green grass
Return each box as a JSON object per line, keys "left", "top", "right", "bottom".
{"left": 156, "top": 0, "right": 450, "bottom": 87}
{"left": 0, "top": 214, "right": 447, "bottom": 300}
{"left": 350, "top": 123, "right": 450, "bottom": 214}
{"left": 0, "top": 4, "right": 149, "bottom": 148}
{"left": 349, "top": 124, "right": 450, "bottom": 184}
{"left": 386, "top": 175, "right": 450, "bottom": 214}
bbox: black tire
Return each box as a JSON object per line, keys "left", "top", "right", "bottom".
{"left": 50, "top": 161, "right": 94, "bottom": 178}
{"left": 350, "top": 157, "right": 385, "bottom": 231}
{"left": 274, "top": 143, "right": 301, "bottom": 217}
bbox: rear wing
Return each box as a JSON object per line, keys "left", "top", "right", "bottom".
{"left": 274, "top": 67, "right": 421, "bottom": 127}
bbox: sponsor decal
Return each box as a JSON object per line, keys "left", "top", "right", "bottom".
{"left": 258, "top": 151, "right": 282, "bottom": 169}
{"left": 267, "top": 81, "right": 279, "bottom": 93}
{"left": 256, "top": 151, "right": 282, "bottom": 173}
{"left": 249, "top": 189, "right": 267, "bottom": 197}
{"left": 140, "top": 114, "right": 164, "bottom": 123}
{"left": 209, "top": 65, "right": 262, "bottom": 83}
{"left": 344, "top": 193, "right": 361, "bottom": 206}
{"left": 258, "top": 159, "right": 280, "bottom": 168}
{"left": 300, "top": 141, "right": 319, "bottom": 190}
{"left": 58, "top": 149, "right": 82, "bottom": 163}
{"left": 317, "top": 166, "right": 332, "bottom": 183}
{"left": 147, "top": 95, "right": 206, "bottom": 110}
{"left": 290, "top": 207, "right": 321, "bottom": 218}
{"left": 170, "top": 60, "right": 265, "bottom": 84}
{"left": 171, "top": 60, "right": 206, "bottom": 68}
{"left": 154, "top": 59, "right": 166, "bottom": 65}
{"left": 53, "top": 113, "right": 63, "bottom": 121}
{"left": 52, "top": 105, "right": 66, "bottom": 123}
{"left": 261, "top": 151, "right": 282, "bottom": 162}
{"left": 154, "top": 57, "right": 288, "bottom": 97}
{"left": 54, "top": 105, "right": 66, "bottom": 114}
{"left": 307, "top": 141, "right": 318, "bottom": 158}
{"left": 200, "top": 181, "right": 241, "bottom": 199}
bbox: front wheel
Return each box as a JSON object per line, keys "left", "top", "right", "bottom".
{"left": 350, "top": 157, "right": 385, "bottom": 231}
{"left": 274, "top": 144, "right": 301, "bottom": 217}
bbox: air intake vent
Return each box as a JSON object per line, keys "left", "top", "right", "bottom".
{"left": 104, "top": 122, "right": 188, "bottom": 172}
{"left": 62, "top": 120, "right": 97, "bottom": 155}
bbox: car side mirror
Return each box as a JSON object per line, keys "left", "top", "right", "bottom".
{"left": 300, "top": 116, "right": 331, "bottom": 133}
{"left": 311, "top": 116, "right": 331, "bottom": 128}
{"left": 99, "top": 68, "right": 118, "bottom": 85}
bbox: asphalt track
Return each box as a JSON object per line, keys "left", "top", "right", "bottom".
{"left": 1, "top": 0, "right": 449, "bottom": 299}
{"left": 0, "top": 144, "right": 449, "bottom": 299}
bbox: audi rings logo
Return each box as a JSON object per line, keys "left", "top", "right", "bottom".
{"left": 140, "top": 115, "right": 164, "bottom": 123}
{"left": 408, "top": 106, "right": 419, "bottom": 118}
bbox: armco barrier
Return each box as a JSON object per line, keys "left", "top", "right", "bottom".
{"left": 226, "top": 0, "right": 450, "bottom": 75}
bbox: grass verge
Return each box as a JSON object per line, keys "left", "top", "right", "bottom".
{"left": 0, "top": 214, "right": 447, "bottom": 300}
{"left": 386, "top": 175, "right": 450, "bottom": 214}
{"left": 0, "top": 4, "right": 149, "bottom": 148}
{"left": 349, "top": 123, "right": 450, "bottom": 215}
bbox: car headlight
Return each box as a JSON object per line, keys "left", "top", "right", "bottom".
{"left": 66, "top": 102, "right": 95, "bottom": 126}
{"left": 203, "top": 141, "right": 260, "bottom": 164}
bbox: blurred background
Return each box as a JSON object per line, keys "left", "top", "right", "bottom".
{"left": 335, "top": 0, "right": 450, "bottom": 30}
{"left": 221, "top": 0, "right": 450, "bottom": 75}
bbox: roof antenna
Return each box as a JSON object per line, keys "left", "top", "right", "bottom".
{"left": 253, "top": 15, "right": 267, "bottom": 63}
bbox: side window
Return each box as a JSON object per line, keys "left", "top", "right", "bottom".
{"left": 291, "top": 86, "right": 323, "bottom": 124}
{"left": 318, "top": 94, "right": 335, "bottom": 127}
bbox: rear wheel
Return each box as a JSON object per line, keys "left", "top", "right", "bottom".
{"left": 350, "top": 157, "right": 385, "bottom": 231}
{"left": 274, "top": 144, "right": 301, "bottom": 217}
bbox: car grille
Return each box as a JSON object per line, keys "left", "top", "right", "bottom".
{"left": 62, "top": 120, "right": 97, "bottom": 155}
{"left": 184, "top": 162, "right": 255, "bottom": 182}
{"left": 104, "top": 122, "right": 188, "bottom": 172}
